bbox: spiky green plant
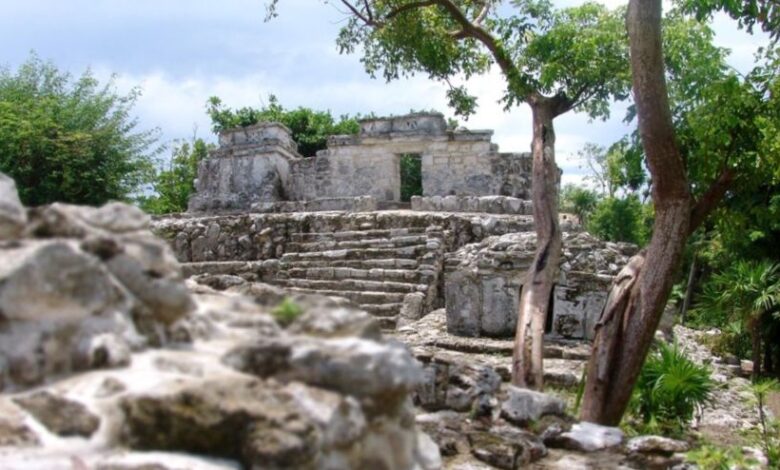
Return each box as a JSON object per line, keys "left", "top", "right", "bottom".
{"left": 271, "top": 297, "right": 304, "bottom": 327}
{"left": 634, "top": 342, "right": 715, "bottom": 434}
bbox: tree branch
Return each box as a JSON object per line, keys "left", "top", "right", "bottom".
{"left": 386, "top": 0, "right": 438, "bottom": 20}
{"left": 689, "top": 167, "right": 735, "bottom": 234}
{"left": 340, "top": 0, "right": 375, "bottom": 26}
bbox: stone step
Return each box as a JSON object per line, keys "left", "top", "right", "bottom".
{"left": 280, "top": 244, "right": 428, "bottom": 263}
{"left": 280, "top": 287, "right": 407, "bottom": 305}
{"left": 377, "top": 316, "right": 398, "bottom": 330}
{"left": 277, "top": 278, "right": 428, "bottom": 294}
{"left": 284, "top": 267, "right": 432, "bottom": 284}
{"left": 286, "top": 234, "right": 429, "bottom": 253}
{"left": 180, "top": 261, "right": 267, "bottom": 277}
{"left": 280, "top": 257, "right": 421, "bottom": 270}
{"left": 360, "top": 303, "right": 405, "bottom": 317}
{"left": 290, "top": 227, "right": 426, "bottom": 243}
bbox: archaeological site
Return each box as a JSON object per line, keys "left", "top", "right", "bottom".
{"left": 0, "top": 113, "right": 772, "bottom": 470}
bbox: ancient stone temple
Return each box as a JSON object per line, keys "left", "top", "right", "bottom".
{"left": 188, "top": 112, "right": 531, "bottom": 213}
{"left": 155, "top": 112, "right": 632, "bottom": 341}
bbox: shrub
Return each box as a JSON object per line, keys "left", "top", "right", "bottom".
{"left": 587, "top": 195, "right": 653, "bottom": 245}
{"left": 206, "top": 95, "right": 360, "bottom": 157}
{"left": 632, "top": 342, "right": 714, "bottom": 435}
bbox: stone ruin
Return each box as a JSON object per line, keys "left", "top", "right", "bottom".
{"left": 156, "top": 112, "right": 636, "bottom": 341}
{"left": 189, "top": 112, "right": 531, "bottom": 213}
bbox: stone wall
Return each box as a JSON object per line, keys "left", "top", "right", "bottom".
{"left": 411, "top": 195, "right": 533, "bottom": 215}
{"left": 444, "top": 232, "right": 637, "bottom": 340}
{"left": 152, "top": 211, "right": 548, "bottom": 265}
{"left": 251, "top": 196, "right": 378, "bottom": 214}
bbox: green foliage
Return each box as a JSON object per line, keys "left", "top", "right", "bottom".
{"left": 296, "top": 1, "right": 630, "bottom": 119}
{"left": 0, "top": 54, "right": 159, "bottom": 206}
{"left": 138, "top": 138, "right": 211, "bottom": 214}
{"left": 748, "top": 379, "right": 780, "bottom": 466}
{"left": 271, "top": 297, "right": 304, "bottom": 327}
{"left": 631, "top": 342, "right": 714, "bottom": 436}
{"left": 206, "top": 95, "right": 360, "bottom": 157}
{"left": 399, "top": 154, "right": 422, "bottom": 202}
{"left": 560, "top": 184, "right": 599, "bottom": 225}
{"left": 692, "top": 261, "right": 780, "bottom": 332}
{"left": 686, "top": 444, "right": 764, "bottom": 470}
{"left": 587, "top": 195, "right": 653, "bottom": 246}
{"left": 681, "top": 0, "right": 780, "bottom": 38}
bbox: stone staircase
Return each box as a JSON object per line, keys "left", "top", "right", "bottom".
{"left": 270, "top": 227, "right": 446, "bottom": 328}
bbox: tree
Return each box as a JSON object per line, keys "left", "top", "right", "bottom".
{"left": 561, "top": 184, "right": 599, "bottom": 225}
{"left": 139, "top": 138, "right": 211, "bottom": 214}
{"left": 587, "top": 195, "right": 652, "bottom": 245}
{"left": 580, "top": 2, "right": 779, "bottom": 424}
{"left": 0, "top": 54, "right": 159, "bottom": 206}
{"left": 206, "top": 95, "right": 360, "bottom": 157}
{"left": 272, "top": 0, "right": 631, "bottom": 389}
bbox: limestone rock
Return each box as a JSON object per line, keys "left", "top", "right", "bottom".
{"left": 0, "top": 398, "right": 39, "bottom": 447}
{"left": 0, "top": 172, "right": 26, "bottom": 240}
{"left": 287, "top": 305, "right": 382, "bottom": 340}
{"left": 415, "top": 355, "right": 501, "bottom": 412}
{"left": 222, "top": 336, "right": 424, "bottom": 401}
{"left": 546, "top": 421, "right": 624, "bottom": 452}
{"left": 626, "top": 435, "right": 689, "bottom": 454}
{"left": 499, "top": 386, "right": 567, "bottom": 427}
{"left": 416, "top": 432, "right": 444, "bottom": 470}
{"left": 398, "top": 292, "right": 426, "bottom": 327}
{"left": 29, "top": 202, "right": 150, "bottom": 239}
{"left": 119, "top": 377, "right": 320, "bottom": 469}
{"left": 467, "top": 426, "right": 546, "bottom": 470}
{"left": 0, "top": 241, "right": 124, "bottom": 322}
{"left": 13, "top": 391, "right": 100, "bottom": 437}
{"left": 74, "top": 332, "right": 132, "bottom": 370}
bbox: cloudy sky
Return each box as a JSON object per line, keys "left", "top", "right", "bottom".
{"left": 0, "top": 0, "right": 767, "bottom": 186}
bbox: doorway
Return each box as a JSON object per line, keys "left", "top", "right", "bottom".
{"left": 399, "top": 153, "right": 423, "bottom": 202}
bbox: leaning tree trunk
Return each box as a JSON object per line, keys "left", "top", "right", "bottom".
{"left": 512, "top": 100, "right": 563, "bottom": 389}
{"left": 579, "top": 0, "right": 693, "bottom": 425}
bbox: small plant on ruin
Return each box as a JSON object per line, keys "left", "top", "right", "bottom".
{"left": 631, "top": 342, "right": 714, "bottom": 436}
{"left": 271, "top": 297, "right": 304, "bottom": 327}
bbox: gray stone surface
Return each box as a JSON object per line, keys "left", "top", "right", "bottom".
{"left": 445, "top": 232, "right": 635, "bottom": 340}
{"left": 13, "top": 391, "right": 100, "bottom": 437}
{"left": 625, "top": 435, "right": 689, "bottom": 454}
{"left": 500, "top": 386, "right": 567, "bottom": 427}
{"left": 223, "top": 336, "right": 424, "bottom": 400}
{"left": 412, "top": 195, "right": 532, "bottom": 215}
{"left": 546, "top": 422, "right": 624, "bottom": 452}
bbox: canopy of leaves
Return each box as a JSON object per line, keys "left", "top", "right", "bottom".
{"left": 206, "top": 95, "right": 359, "bottom": 157}
{"left": 303, "top": 0, "right": 629, "bottom": 118}
{"left": 0, "top": 54, "right": 158, "bottom": 206}
{"left": 139, "top": 138, "right": 211, "bottom": 215}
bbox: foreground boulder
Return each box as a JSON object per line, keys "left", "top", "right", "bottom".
{"left": 0, "top": 173, "right": 195, "bottom": 391}
{"left": 12, "top": 391, "right": 100, "bottom": 438}
{"left": 223, "top": 335, "right": 424, "bottom": 404}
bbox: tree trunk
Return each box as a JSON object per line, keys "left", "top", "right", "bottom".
{"left": 511, "top": 101, "right": 563, "bottom": 389}
{"left": 579, "top": 0, "right": 693, "bottom": 425}
{"left": 680, "top": 254, "right": 698, "bottom": 324}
